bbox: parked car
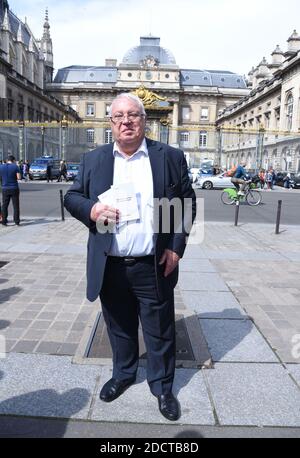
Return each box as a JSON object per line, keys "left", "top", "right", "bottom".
{"left": 196, "top": 172, "right": 235, "bottom": 190}
{"left": 66, "top": 163, "right": 80, "bottom": 181}
{"left": 29, "top": 156, "right": 60, "bottom": 180}
{"left": 189, "top": 167, "right": 200, "bottom": 183}
{"left": 291, "top": 172, "right": 300, "bottom": 188}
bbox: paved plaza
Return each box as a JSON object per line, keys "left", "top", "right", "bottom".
{"left": 0, "top": 217, "right": 300, "bottom": 436}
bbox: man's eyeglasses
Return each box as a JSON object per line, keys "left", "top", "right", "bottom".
{"left": 110, "top": 112, "right": 145, "bottom": 124}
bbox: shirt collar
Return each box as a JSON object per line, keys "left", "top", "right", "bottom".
{"left": 113, "top": 138, "right": 148, "bottom": 158}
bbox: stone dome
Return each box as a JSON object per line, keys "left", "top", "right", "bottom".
{"left": 121, "top": 36, "right": 177, "bottom": 66}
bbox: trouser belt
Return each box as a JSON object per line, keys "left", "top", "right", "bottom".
{"left": 107, "top": 255, "right": 154, "bottom": 266}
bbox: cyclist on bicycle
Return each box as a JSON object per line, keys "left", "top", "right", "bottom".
{"left": 231, "top": 161, "right": 251, "bottom": 196}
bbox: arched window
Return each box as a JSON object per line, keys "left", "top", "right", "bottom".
{"left": 286, "top": 94, "right": 293, "bottom": 131}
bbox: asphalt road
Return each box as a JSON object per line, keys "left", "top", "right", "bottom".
{"left": 6, "top": 181, "right": 300, "bottom": 226}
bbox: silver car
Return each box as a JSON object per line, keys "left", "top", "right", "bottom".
{"left": 196, "top": 172, "right": 235, "bottom": 190}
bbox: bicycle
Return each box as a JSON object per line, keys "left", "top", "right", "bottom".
{"left": 221, "top": 180, "right": 262, "bottom": 206}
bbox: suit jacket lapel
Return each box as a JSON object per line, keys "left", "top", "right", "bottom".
{"left": 91, "top": 144, "right": 114, "bottom": 199}
{"left": 147, "top": 138, "right": 165, "bottom": 199}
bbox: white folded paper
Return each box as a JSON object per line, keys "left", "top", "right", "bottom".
{"left": 98, "top": 182, "right": 140, "bottom": 224}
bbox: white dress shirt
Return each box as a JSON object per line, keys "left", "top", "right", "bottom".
{"left": 108, "top": 138, "right": 154, "bottom": 257}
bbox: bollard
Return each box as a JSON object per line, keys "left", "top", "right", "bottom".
{"left": 275, "top": 200, "right": 282, "bottom": 234}
{"left": 234, "top": 200, "right": 240, "bottom": 226}
{"left": 60, "top": 189, "right": 65, "bottom": 221}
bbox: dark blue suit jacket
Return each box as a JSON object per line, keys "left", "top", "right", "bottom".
{"left": 64, "top": 138, "right": 196, "bottom": 302}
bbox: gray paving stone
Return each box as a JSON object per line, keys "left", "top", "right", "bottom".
{"left": 181, "top": 291, "right": 247, "bottom": 318}
{"left": 205, "top": 363, "right": 300, "bottom": 426}
{"left": 0, "top": 353, "right": 99, "bottom": 419}
{"left": 203, "top": 249, "right": 283, "bottom": 261}
{"left": 91, "top": 366, "right": 215, "bottom": 425}
{"left": 50, "top": 321, "right": 73, "bottom": 331}
{"left": 26, "top": 304, "right": 45, "bottom": 311}
{"left": 18, "top": 311, "right": 40, "bottom": 320}
{"left": 179, "top": 259, "right": 217, "bottom": 273}
{"left": 22, "top": 329, "right": 46, "bottom": 340}
{"left": 11, "top": 320, "right": 32, "bottom": 329}
{"left": 65, "top": 331, "right": 85, "bottom": 343}
{"left": 56, "top": 312, "right": 77, "bottom": 321}
{"left": 12, "top": 341, "right": 38, "bottom": 352}
{"left": 2, "top": 328, "right": 26, "bottom": 339}
{"left": 57, "top": 343, "right": 79, "bottom": 356}
{"left": 34, "top": 341, "right": 61, "bottom": 354}
{"left": 200, "top": 319, "right": 278, "bottom": 362}
{"left": 287, "top": 365, "right": 300, "bottom": 383}
{"left": 3, "top": 340, "right": 17, "bottom": 351}
{"left": 37, "top": 312, "right": 58, "bottom": 320}
{"left": 29, "top": 320, "right": 52, "bottom": 330}
{"left": 179, "top": 273, "right": 229, "bottom": 292}
{"left": 43, "top": 330, "right": 68, "bottom": 342}
{"left": 183, "top": 245, "right": 207, "bottom": 259}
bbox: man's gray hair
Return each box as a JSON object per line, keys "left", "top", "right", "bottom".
{"left": 109, "top": 93, "right": 146, "bottom": 117}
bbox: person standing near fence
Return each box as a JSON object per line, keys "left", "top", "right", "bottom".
{"left": 0, "top": 155, "right": 21, "bottom": 226}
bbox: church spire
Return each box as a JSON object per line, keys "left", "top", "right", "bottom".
{"left": 42, "top": 7, "right": 51, "bottom": 39}
{"left": 2, "top": 4, "right": 10, "bottom": 31}
{"left": 39, "top": 8, "right": 53, "bottom": 82}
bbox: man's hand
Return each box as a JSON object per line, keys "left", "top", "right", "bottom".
{"left": 90, "top": 202, "right": 119, "bottom": 225}
{"left": 159, "top": 249, "right": 180, "bottom": 278}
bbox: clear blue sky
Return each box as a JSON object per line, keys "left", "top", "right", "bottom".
{"left": 9, "top": 0, "right": 300, "bottom": 77}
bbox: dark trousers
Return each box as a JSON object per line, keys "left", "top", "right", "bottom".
{"left": 2, "top": 188, "right": 20, "bottom": 224}
{"left": 100, "top": 256, "right": 175, "bottom": 396}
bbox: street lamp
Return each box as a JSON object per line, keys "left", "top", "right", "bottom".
{"left": 256, "top": 124, "right": 265, "bottom": 173}
{"left": 41, "top": 125, "right": 45, "bottom": 156}
{"left": 61, "top": 116, "right": 68, "bottom": 161}
{"left": 18, "top": 120, "right": 25, "bottom": 161}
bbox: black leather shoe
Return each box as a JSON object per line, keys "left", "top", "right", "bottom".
{"left": 157, "top": 393, "right": 180, "bottom": 421}
{"left": 100, "top": 377, "right": 135, "bottom": 402}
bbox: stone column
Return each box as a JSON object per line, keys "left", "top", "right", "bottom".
{"left": 170, "top": 102, "right": 178, "bottom": 146}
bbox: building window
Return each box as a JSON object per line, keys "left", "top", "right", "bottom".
{"left": 105, "top": 129, "right": 113, "bottom": 144}
{"left": 86, "top": 128, "right": 95, "bottom": 143}
{"left": 181, "top": 107, "right": 190, "bottom": 121}
{"left": 264, "top": 113, "right": 270, "bottom": 129}
{"left": 86, "top": 103, "right": 95, "bottom": 116}
{"left": 201, "top": 107, "right": 209, "bottom": 120}
{"left": 179, "top": 131, "right": 190, "bottom": 147}
{"left": 286, "top": 94, "right": 293, "bottom": 131}
{"left": 7, "top": 100, "right": 13, "bottom": 120}
{"left": 105, "top": 104, "right": 110, "bottom": 117}
{"left": 199, "top": 131, "right": 207, "bottom": 148}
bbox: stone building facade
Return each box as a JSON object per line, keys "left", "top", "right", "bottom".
{"left": 0, "top": 1, "right": 79, "bottom": 161}
{"left": 216, "top": 30, "right": 300, "bottom": 173}
{"left": 48, "top": 35, "right": 249, "bottom": 165}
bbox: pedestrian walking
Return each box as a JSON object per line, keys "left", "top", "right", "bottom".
{"left": 46, "top": 163, "right": 53, "bottom": 183}
{"left": 64, "top": 92, "right": 196, "bottom": 421}
{"left": 0, "top": 155, "right": 21, "bottom": 226}
{"left": 266, "top": 169, "right": 274, "bottom": 190}
{"left": 22, "top": 161, "right": 29, "bottom": 181}
{"left": 57, "top": 160, "right": 67, "bottom": 182}
{"left": 259, "top": 169, "right": 266, "bottom": 189}
{"left": 18, "top": 160, "right": 24, "bottom": 180}
{"left": 283, "top": 172, "right": 291, "bottom": 189}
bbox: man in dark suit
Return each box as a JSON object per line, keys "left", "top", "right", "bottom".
{"left": 64, "top": 93, "right": 196, "bottom": 421}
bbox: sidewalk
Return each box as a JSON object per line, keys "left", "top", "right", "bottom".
{"left": 0, "top": 218, "right": 300, "bottom": 437}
